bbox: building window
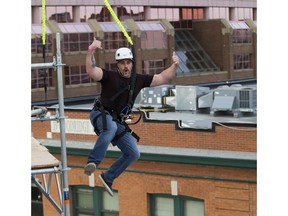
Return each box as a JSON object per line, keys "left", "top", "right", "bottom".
{"left": 72, "top": 186, "right": 119, "bottom": 216}
{"left": 103, "top": 32, "right": 130, "bottom": 50}
{"left": 115, "top": 6, "right": 145, "bottom": 21}
{"left": 62, "top": 32, "right": 94, "bottom": 52}
{"left": 31, "top": 34, "right": 53, "bottom": 55}
{"left": 65, "top": 65, "right": 92, "bottom": 85}
{"left": 232, "top": 29, "right": 252, "bottom": 44}
{"left": 170, "top": 7, "right": 204, "bottom": 29}
{"left": 153, "top": 196, "right": 174, "bottom": 216}
{"left": 229, "top": 21, "right": 252, "bottom": 44}
{"left": 84, "top": 6, "right": 145, "bottom": 22}
{"left": 31, "top": 68, "right": 53, "bottom": 89}
{"left": 234, "top": 54, "right": 252, "bottom": 70}
{"left": 149, "top": 7, "right": 180, "bottom": 21}
{"left": 80, "top": 6, "right": 105, "bottom": 22}
{"left": 140, "top": 31, "right": 166, "bottom": 49}
{"left": 150, "top": 194, "right": 204, "bottom": 216}
{"left": 138, "top": 21, "right": 167, "bottom": 49}
{"left": 102, "top": 192, "right": 119, "bottom": 216}
{"left": 142, "top": 60, "right": 164, "bottom": 75}
{"left": 58, "top": 23, "right": 94, "bottom": 53}
{"left": 64, "top": 33, "right": 79, "bottom": 51}
{"left": 47, "top": 6, "right": 73, "bottom": 23}
{"left": 181, "top": 8, "right": 204, "bottom": 20}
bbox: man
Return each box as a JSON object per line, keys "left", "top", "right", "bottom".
{"left": 84, "top": 37, "right": 179, "bottom": 196}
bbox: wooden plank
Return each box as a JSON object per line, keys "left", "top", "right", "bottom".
{"left": 31, "top": 137, "right": 59, "bottom": 169}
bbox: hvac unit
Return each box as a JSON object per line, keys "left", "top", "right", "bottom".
{"left": 198, "top": 91, "right": 214, "bottom": 109}
{"left": 134, "top": 90, "right": 144, "bottom": 108}
{"left": 210, "top": 85, "right": 257, "bottom": 117}
{"left": 175, "top": 85, "right": 210, "bottom": 111}
{"left": 135, "top": 85, "right": 174, "bottom": 108}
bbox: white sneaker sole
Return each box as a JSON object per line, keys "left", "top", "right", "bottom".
{"left": 99, "top": 174, "right": 114, "bottom": 197}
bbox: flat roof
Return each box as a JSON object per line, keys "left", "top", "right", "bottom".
{"left": 145, "top": 111, "right": 256, "bottom": 129}
{"left": 36, "top": 81, "right": 257, "bottom": 130}
{"left": 51, "top": 88, "right": 256, "bottom": 130}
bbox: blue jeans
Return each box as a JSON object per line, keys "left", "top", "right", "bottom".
{"left": 88, "top": 109, "right": 140, "bottom": 184}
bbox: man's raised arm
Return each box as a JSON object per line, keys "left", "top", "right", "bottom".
{"left": 150, "top": 51, "right": 179, "bottom": 86}
{"left": 86, "top": 37, "right": 104, "bottom": 81}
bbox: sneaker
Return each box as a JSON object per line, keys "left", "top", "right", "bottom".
{"left": 84, "top": 162, "right": 97, "bottom": 176}
{"left": 99, "top": 173, "right": 114, "bottom": 197}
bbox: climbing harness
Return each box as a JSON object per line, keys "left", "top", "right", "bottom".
{"left": 91, "top": 99, "right": 140, "bottom": 143}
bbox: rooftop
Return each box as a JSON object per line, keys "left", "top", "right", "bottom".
{"left": 43, "top": 80, "right": 257, "bottom": 130}
{"left": 32, "top": 79, "right": 257, "bottom": 169}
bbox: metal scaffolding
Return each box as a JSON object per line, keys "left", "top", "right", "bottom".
{"left": 31, "top": 33, "right": 70, "bottom": 216}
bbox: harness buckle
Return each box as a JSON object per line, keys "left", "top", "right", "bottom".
{"left": 93, "top": 99, "right": 102, "bottom": 109}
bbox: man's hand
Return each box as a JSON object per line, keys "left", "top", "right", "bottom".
{"left": 88, "top": 37, "right": 103, "bottom": 52}
{"left": 172, "top": 51, "right": 179, "bottom": 67}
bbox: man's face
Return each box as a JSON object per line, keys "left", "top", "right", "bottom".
{"left": 117, "top": 59, "right": 133, "bottom": 78}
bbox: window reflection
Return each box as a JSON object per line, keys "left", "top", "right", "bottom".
{"left": 47, "top": 6, "right": 73, "bottom": 23}
{"left": 43, "top": 5, "right": 182, "bottom": 24}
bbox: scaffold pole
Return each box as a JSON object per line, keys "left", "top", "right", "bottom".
{"left": 55, "top": 32, "right": 70, "bottom": 216}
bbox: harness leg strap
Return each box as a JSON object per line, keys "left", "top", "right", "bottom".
{"left": 92, "top": 108, "right": 107, "bottom": 135}
{"left": 111, "top": 124, "right": 140, "bottom": 144}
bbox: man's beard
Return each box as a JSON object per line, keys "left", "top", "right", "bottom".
{"left": 118, "top": 69, "right": 131, "bottom": 78}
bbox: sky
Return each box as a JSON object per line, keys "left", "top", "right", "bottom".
{"left": 1, "top": 1, "right": 287, "bottom": 215}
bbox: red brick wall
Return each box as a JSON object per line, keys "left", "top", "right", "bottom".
{"left": 32, "top": 109, "right": 256, "bottom": 216}
{"left": 32, "top": 110, "right": 256, "bottom": 152}
{"left": 38, "top": 155, "right": 256, "bottom": 216}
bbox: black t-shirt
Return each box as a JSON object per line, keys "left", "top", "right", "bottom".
{"left": 98, "top": 69, "right": 153, "bottom": 114}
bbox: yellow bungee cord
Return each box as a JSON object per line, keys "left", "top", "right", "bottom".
{"left": 103, "top": 0, "right": 133, "bottom": 45}
{"left": 41, "top": 0, "right": 48, "bottom": 105}
{"left": 42, "top": 0, "right": 46, "bottom": 46}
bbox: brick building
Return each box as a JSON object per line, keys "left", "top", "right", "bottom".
{"left": 31, "top": 0, "right": 257, "bottom": 104}
{"left": 32, "top": 108, "right": 256, "bottom": 216}
{"left": 32, "top": 18, "right": 257, "bottom": 103}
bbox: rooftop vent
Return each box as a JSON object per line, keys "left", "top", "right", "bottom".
{"left": 209, "top": 85, "right": 257, "bottom": 117}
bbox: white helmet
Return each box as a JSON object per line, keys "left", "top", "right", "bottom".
{"left": 115, "top": 47, "right": 133, "bottom": 61}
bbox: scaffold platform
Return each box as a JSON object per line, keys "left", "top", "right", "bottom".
{"left": 31, "top": 137, "right": 59, "bottom": 169}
